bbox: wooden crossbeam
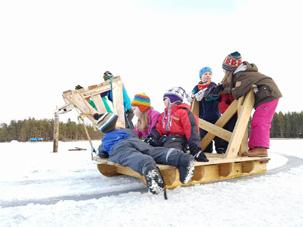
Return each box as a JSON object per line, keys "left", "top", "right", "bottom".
{"left": 200, "top": 99, "right": 238, "bottom": 150}
{"left": 224, "top": 90, "right": 254, "bottom": 159}
{"left": 199, "top": 119, "right": 232, "bottom": 142}
{"left": 88, "top": 85, "right": 107, "bottom": 113}
{"left": 61, "top": 76, "right": 126, "bottom": 129}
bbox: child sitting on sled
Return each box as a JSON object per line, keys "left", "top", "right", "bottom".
{"left": 145, "top": 87, "right": 209, "bottom": 162}
{"left": 94, "top": 112, "right": 195, "bottom": 195}
{"left": 221, "top": 51, "right": 282, "bottom": 157}
{"left": 131, "top": 93, "right": 160, "bottom": 140}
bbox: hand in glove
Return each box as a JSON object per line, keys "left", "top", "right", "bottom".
{"left": 189, "top": 143, "right": 209, "bottom": 162}
{"left": 192, "top": 150, "right": 208, "bottom": 162}
{"left": 195, "top": 89, "right": 205, "bottom": 101}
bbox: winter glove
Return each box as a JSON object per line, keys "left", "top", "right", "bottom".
{"left": 189, "top": 143, "right": 209, "bottom": 162}
{"left": 195, "top": 89, "right": 206, "bottom": 101}
{"left": 192, "top": 150, "right": 208, "bottom": 162}
{"left": 187, "top": 95, "right": 193, "bottom": 103}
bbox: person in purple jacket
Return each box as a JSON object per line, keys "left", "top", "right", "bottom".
{"left": 131, "top": 93, "right": 160, "bottom": 139}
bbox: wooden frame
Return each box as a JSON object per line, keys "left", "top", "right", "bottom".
{"left": 58, "top": 80, "right": 269, "bottom": 189}
{"left": 60, "top": 76, "right": 126, "bottom": 128}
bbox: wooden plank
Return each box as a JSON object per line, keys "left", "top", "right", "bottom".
{"left": 80, "top": 77, "right": 121, "bottom": 98}
{"left": 225, "top": 90, "right": 254, "bottom": 159}
{"left": 91, "top": 95, "right": 107, "bottom": 113}
{"left": 111, "top": 77, "right": 126, "bottom": 128}
{"left": 96, "top": 156, "right": 268, "bottom": 188}
{"left": 97, "top": 155, "right": 269, "bottom": 167}
{"left": 199, "top": 119, "right": 232, "bottom": 142}
{"left": 200, "top": 99, "right": 238, "bottom": 150}
{"left": 191, "top": 99, "right": 199, "bottom": 116}
{"left": 63, "top": 90, "right": 98, "bottom": 124}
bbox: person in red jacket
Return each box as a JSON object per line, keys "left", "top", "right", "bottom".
{"left": 145, "top": 87, "right": 208, "bottom": 162}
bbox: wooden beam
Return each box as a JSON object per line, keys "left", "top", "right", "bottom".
{"left": 111, "top": 77, "right": 126, "bottom": 128}
{"left": 225, "top": 90, "right": 254, "bottom": 159}
{"left": 200, "top": 99, "right": 238, "bottom": 150}
{"left": 63, "top": 90, "right": 98, "bottom": 124}
{"left": 199, "top": 119, "right": 232, "bottom": 142}
{"left": 52, "top": 112, "right": 59, "bottom": 153}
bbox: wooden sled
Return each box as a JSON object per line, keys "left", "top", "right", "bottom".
{"left": 58, "top": 78, "right": 269, "bottom": 189}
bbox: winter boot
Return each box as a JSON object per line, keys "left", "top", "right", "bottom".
{"left": 246, "top": 148, "right": 268, "bottom": 157}
{"left": 144, "top": 168, "right": 164, "bottom": 195}
{"left": 178, "top": 156, "right": 195, "bottom": 184}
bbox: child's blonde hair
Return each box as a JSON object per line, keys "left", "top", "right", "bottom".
{"left": 221, "top": 71, "right": 233, "bottom": 89}
{"left": 136, "top": 110, "right": 149, "bottom": 131}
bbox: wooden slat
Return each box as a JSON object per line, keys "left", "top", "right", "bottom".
{"left": 63, "top": 90, "right": 98, "bottom": 124}
{"left": 97, "top": 155, "right": 269, "bottom": 167}
{"left": 191, "top": 99, "right": 199, "bottom": 116}
{"left": 79, "top": 76, "right": 121, "bottom": 98}
{"left": 111, "top": 77, "right": 126, "bottom": 128}
{"left": 91, "top": 95, "right": 107, "bottom": 113}
{"left": 225, "top": 90, "right": 254, "bottom": 159}
{"left": 200, "top": 99, "right": 238, "bottom": 150}
{"left": 199, "top": 119, "right": 232, "bottom": 142}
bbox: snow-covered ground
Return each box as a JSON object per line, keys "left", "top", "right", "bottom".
{"left": 0, "top": 139, "right": 303, "bottom": 227}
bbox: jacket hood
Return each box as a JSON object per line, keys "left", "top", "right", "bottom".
{"left": 234, "top": 61, "right": 258, "bottom": 74}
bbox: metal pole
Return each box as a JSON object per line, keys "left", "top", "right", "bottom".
{"left": 53, "top": 111, "right": 59, "bottom": 153}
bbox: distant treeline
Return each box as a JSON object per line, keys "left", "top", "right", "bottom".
{"left": 270, "top": 111, "right": 303, "bottom": 138}
{"left": 0, "top": 118, "right": 102, "bottom": 142}
{"left": 0, "top": 111, "right": 303, "bottom": 142}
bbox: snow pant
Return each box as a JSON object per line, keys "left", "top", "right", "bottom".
{"left": 162, "top": 135, "right": 187, "bottom": 152}
{"left": 248, "top": 99, "right": 279, "bottom": 149}
{"left": 109, "top": 138, "right": 191, "bottom": 175}
{"left": 200, "top": 118, "right": 226, "bottom": 153}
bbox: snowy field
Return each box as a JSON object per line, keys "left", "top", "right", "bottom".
{"left": 0, "top": 139, "right": 303, "bottom": 227}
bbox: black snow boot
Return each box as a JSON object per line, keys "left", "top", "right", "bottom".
{"left": 178, "top": 156, "right": 195, "bottom": 184}
{"left": 144, "top": 168, "right": 164, "bottom": 195}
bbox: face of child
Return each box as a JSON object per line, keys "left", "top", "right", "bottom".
{"left": 200, "top": 71, "right": 212, "bottom": 83}
{"left": 132, "top": 106, "right": 141, "bottom": 117}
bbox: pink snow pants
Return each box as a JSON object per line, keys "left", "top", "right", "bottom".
{"left": 248, "top": 99, "right": 279, "bottom": 150}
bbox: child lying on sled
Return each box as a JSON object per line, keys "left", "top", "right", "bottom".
{"left": 94, "top": 112, "right": 196, "bottom": 195}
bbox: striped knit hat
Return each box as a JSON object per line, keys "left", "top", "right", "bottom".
{"left": 222, "top": 51, "right": 242, "bottom": 72}
{"left": 131, "top": 93, "right": 151, "bottom": 112}
{"left": 103, "top": 71, "right": 113, "bottom": 81}
{"left": 93, "top": 112, "right": 118, "bottom": 133}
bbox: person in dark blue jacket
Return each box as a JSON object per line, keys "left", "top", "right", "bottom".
{"left": 94, "top": 112, "right": 195, "bottom": 196}
{"left": 191, "top": 66, "right": 225, "bottom": 153}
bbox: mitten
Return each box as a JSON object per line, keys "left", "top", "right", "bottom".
{"left": 192, "top": 150, "right": 208, "bottom": 162}
{"left": 195, "top": 89, "right": 205, "bottom": 101}
{"left": 189, "top": 143, "right": 209, "bottom": 162}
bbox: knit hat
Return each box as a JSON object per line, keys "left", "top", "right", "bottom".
{"left": 163, "top": 87, "right": 186, "bottom": 103}
{"left": 222, "top": 51, "right": 242, "bottom": 72}
{"left": 103, "top": 71, "right": 114, "bottom": 81}
{"left": 131, "top": 93, "right": 151, "bottom": 112}
{"left": 199, "top": 66, "right": 212, "bottom": 78}
{"left": 93, "top": 112, "right": 118, "bottom": 133}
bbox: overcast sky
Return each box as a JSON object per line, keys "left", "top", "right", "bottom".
{"left": 0, "top": 0, "right": 302, "bottom": 124}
